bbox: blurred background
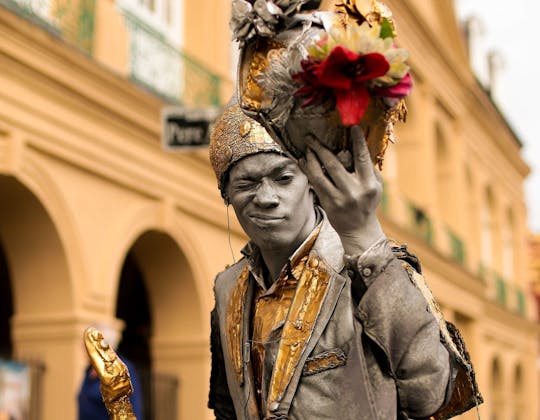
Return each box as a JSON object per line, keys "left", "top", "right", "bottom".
{"left": 0, "top": 0, "right": 538, "bottom": 419}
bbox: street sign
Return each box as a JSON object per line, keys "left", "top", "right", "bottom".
{"left": 161, "top": 106, "right": 221, "bottom": 150}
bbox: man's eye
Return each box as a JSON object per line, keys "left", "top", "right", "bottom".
{"left": 234, "top": 182, "right": 256, "bottom": 191}
{"left": 276, "top": 174, "right": 293, "bottom": 184}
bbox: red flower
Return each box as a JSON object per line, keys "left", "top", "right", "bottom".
{"left": 293, "top": 46, "right": 390, "bottom": 126}
{"left": 293, "top": 59, "right": 331, "bottom": 107}
{"left": 373, "top": 72, "right": 413, "bottom": 98}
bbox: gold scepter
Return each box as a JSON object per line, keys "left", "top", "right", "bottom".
{"left": 83, "top": 327, "right": 137, "bottom": 420}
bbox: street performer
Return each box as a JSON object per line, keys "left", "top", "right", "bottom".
{"left": 207, "top": 100, "right": 481, "bottom": 419}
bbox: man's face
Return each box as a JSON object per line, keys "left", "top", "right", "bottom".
{"left": 225, "top": 153, "right": 316, "bottom": 252}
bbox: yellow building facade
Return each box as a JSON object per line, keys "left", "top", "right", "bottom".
{"left": 0, "top": 0, "right": 537, "bottom": 419}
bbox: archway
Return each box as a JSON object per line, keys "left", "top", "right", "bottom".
{"left": 513, "top": 363, "right": 524, "bottom": 420}
{"left": 116, "top": 229, "right": 206, "bottom": 419}
{"left": 0, "top": 175, "right": 72, "bottom": 315}
{"left": 116, "top": 251, "right": 152, "bottom": 419}
{"left": 0, "top": 237, "right": 13, "bottom": 358}
{"left": 0, "top": 174, "right": 74, "bottom": 420}
{"left": 490, "top": 357, "right": 503, "bottom": 420}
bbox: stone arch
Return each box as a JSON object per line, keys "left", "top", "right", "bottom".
{"left": 0, "top": 236, "right": 14, "bottom": 357}
{"left": 0, "top": 174, "right": 72, "bottom": 316}
{"left": 98, "top": 203, "right": 212, "bottom": 315}
{"left": 0, "top": 173, "right": 80, "bottom": 420}
{"left": 114, "top": 223, "right": 208, "bottom": 419}
{"left": 125, "top": 229, "right": 204, "bottom": 339}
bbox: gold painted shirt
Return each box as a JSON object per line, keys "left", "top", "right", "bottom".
{"left": 244, "top": 223, "right": 322, "bottom": 412}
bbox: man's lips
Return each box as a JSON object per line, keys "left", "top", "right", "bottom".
{"left": 248, "top": 214, "right": 285, "bottom": 226}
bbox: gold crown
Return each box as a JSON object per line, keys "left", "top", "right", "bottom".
{"left": 209, "top": 98, "right": 284, "bottom": 193}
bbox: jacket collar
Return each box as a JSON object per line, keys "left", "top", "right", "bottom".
{"left": 239, "top": 207, "right": 344, "bottom": 282}
{"left": 310, "top": 209, "right": 345, "bottom": 273}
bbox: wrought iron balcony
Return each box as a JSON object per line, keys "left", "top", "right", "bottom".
{"left": 123, "top": 10, "right": 221, "bottom": 107}
{"left": 0, "top": 0, "right": 222, "bottom": 107}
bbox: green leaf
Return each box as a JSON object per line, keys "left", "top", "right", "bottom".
{"left": 380, "top": 18, "right": 395, "bottom": 39}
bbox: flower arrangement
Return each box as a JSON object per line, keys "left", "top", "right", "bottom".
{"left": 235, "top": 0, "right": 412, "bottom": 168}
{"left": 293, "top": 20, "right": 412, "bottom": 126}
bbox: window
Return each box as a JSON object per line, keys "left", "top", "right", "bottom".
{"left": 12, "top": 0, "right": 51, "bottom": 20}
{"left": 435, "top": 124, "right": 451, "bottom": 222}
{"left": 481, "top": 187, "right": 494, "bottom": 269}
{"left": 118, "top": 0, "right": 184, "bottom": 100}
{"left": 502, "top": 208, "right": 514, "bottom": 280}
{"left": 513, "top": 363, "right": 524, "bottom": 420}
{"left": 491, "top": 357, "right": 503, "bottom": 417}
{"left": 118, "top": 0, "right": 183, "bottom": 45}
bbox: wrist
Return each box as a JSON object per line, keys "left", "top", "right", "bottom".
{"left": 105, "top": 395, "right": 137, "bottom": 420}
{"left": 338, "top": 216, "right": 386, "bottom": 255}
{"left": 344, "top": 237, "right": 393, "bottom": 288}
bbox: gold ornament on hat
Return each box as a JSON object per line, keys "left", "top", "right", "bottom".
{"left": 209, "top": 98, "right": 284, "bottom": 193}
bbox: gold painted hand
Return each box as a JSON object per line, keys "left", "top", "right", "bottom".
{"left": 83, "top": 327, "right": 137, "bottom": 420}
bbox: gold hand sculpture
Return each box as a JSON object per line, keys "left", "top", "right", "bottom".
{"left": 83, "top": 327, "right": 137, "bottom": 420}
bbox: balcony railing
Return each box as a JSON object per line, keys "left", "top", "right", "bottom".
{"left": 123, "top": 10, "right": 221, "bottom": 107}
{"left": 1, "top": 0, "right": 96, "bottom": 53}
{"left": 0, "top": 0, "right": 222, "bottom": 107}
{"left": 407, "top": 202, "right": 433, "bottom": 245}
{"left": 494, "top": 275, "right": 507, "bottom": 305}
{"left": 447, "top": 228, "right": 465, "bottom": 265}
{"left": 479, "top": 266, "right": 528, "bottom": 316}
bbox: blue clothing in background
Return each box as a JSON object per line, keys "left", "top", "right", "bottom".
{"left": 77, "top": 358, "right": 143, "bottom": 420}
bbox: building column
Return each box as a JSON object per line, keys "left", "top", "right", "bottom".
{"left": 152, "top": 335, "right": 212, "bottom": 420}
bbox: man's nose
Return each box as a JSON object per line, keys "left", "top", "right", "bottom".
{"left": 253, "top": 180, "right": 279, "bottom": 208}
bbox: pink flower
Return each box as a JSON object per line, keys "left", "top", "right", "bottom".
{"left": 374, "top": 73, "right": 413, "bottom": 98}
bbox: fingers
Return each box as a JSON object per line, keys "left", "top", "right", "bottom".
{"left": 298, "top": 148, "right": 336, "bottom": 199}
{"left": 305, "top": 135, "right": 350, "bottom": 191}
{"left": 351, "top": 126, "right": 373, "bottom": 180}
{"left": 84, "top": 327, "right": 117, "bottom": 372}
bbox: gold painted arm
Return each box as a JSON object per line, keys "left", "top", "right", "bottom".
{"left": 83, "top": 327, "right": 137, "bottom": 420}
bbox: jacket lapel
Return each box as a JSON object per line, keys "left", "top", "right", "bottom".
{"left": 266, "top": 218, "right": 346, "bottom": 415}
{"left": 225, "top": 264, "right": 260, "bottom": 418}
{"left": 225, "top": 265, "right": 250, "bottom": 386}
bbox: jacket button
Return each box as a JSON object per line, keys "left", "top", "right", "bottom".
{"left": 309, "top": 258, "right": 319, "bottom": 268}
{"left": 269, "top": 401, "right": 279, "bottom": 412}
{"left": 361, "top": 267, "right": 372, "bottom": 277}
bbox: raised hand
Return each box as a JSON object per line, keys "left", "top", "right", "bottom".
{"left": 83, "top": 327, "right": 137, "bottom": 420}
{"left": 298, "top": 126, "right": 385, "bottom": 255}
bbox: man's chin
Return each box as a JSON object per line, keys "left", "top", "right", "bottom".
{"left": 248, "top": 226, "right": 291, "bottom": 249}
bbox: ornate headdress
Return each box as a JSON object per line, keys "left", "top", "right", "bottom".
{"left": 232, "top": 0, "right": 412, "bottom": 169}
{"left": 209, "top": 98, "right": 285, "bottom": 194}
